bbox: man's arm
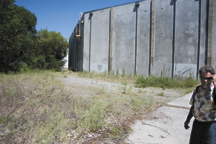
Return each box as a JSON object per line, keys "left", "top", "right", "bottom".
{"left": 212, "top": 75, "right": 216, "bottom": 85}
{"left": 184, "top": 105, "right": 194, "bottom": 130}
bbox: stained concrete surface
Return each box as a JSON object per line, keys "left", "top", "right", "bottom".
{"left": 125, "top": 93, "right": 193, "bottom": 144}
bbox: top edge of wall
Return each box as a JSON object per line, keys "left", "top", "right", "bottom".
{"left": 83, "top": 0, "right": 146, "bottom": 15}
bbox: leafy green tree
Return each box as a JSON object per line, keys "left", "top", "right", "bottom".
{"left": 36, "top": 29, "right": 69, "bottom": 71}
{"left": 0, "top": 0, "right": 37, "bottom": 72}
{"left": 0, "top": 0, "right": 68, "bottom": 72}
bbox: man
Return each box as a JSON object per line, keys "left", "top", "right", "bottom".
{"left": 184, "top": 65, "right": 216, "bottom": 144}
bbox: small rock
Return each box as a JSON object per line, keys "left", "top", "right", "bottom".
{"left": 88, "top": 134, "right": 93, "bottom": 138}
{"left": 148, "top": 134, "right": 153, "bottom": 137}
{"left": 67, "top": 133, "right": 72, "bottom": 138}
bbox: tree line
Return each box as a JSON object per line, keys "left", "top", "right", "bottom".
{"left": 0, "top": 0, "right": 69, "bottom": 73}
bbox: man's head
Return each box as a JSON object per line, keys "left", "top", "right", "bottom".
{"left": 199, "top": 65, "right": 215, "bottom": 89}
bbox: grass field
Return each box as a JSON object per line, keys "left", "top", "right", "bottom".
{"left": 0, "top": 70, "right": 199, "bottom": 143}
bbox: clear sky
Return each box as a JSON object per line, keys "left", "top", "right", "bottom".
{"left": 14, "top": 0, "right": 139, "bottom": 42}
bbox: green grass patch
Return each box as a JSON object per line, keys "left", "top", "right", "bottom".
{"left": 158, "top": 92, "right": 164, "bottom": 96}
{"left": 135, "top": 75, "right": 199, "bottom": 89}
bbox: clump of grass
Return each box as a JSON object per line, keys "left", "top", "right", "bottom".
{"left": 138, "top": 89, "right": 142, "bottom": 93}
{"left": 122, "top": 66, "right": 125, "bottom": 77}
{"left": 95, "top": 85, "right": 107, "bottom": 94}
{"left": 77, "top": 71, "right": 89, "bottom": 77}
{"left": 130, "top": 95, "right": 147, "bottom": 111}
{"left": 116, "top": 67, "right": 119, "bottom": 76}
{"left": 121, "top": 81, "right": 127, "bottom": 94}
{"left": 103, "top": 69, "right": 107, "bottom": 77}
{"left": 158, "top": 92, "right": 164, "bottom": 96}
{"left": 135, "top": 75, "right": 199, "bottom": 89}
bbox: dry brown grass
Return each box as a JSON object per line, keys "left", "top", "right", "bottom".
{"left": 0, "top": 70, "right": 189, "bottom": 143}
{"left": 0, "top": 71, "right": 158, "bottom": 143}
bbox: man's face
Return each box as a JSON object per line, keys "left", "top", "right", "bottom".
{"left": 199, "top": 72, "right": 213, "bottom": 89}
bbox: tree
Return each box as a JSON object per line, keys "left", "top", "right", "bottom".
{"left": 36, "top": 29, "right": 69, "bottom": 71}
{"left": 0, "top": 0, "right": 68, "bottom": 72}
{"left": 0, "top": 0, "right": 37, "bottom": 72}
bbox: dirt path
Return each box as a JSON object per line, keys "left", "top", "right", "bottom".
{"left": 58, "top": 74, "right": 185, "bottom": 102}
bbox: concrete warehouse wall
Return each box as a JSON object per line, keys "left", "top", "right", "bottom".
{"left": 212, "top": 0, "right": 216, "bottom": 71}
{"left": 174, "top": 0, "right": 199, "bottom": 77}
{"left": 69, "top": 0, "right": 215, "bottom": 78}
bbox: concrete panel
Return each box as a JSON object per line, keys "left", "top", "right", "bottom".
{"left": 113, "top": 3, "right": 136, "bottom": 75}
{"left": 174, "top": 0, "right": 199, "bottom": 78}
{"left": 69, "top": 29, "right": 77, "bottom": 71}
{"left": 199, "top": 0, "right": 207, "bottom": 67}
{"left": 73, "top": 30, "right": 78, "bottom": 71}
{"left": 72, "top": 32, "right": 75, "bottom": 70}
{"left": 213, "top": 0, "right": 216, "bottom": 69}
{"left": 154, "top": 0, "right": 174, "bottom": 77}
{"left": 90, "top": 9, "right": 110, "bottom": 73}
{"left": 69, "top": 33, "right": 72, "bottom": 69}
{"left": 83, "top": 13, "right": 90, "bottom": 72}
{"left": 68, "top": 34, "right": 71, "bottom": 69}
{"left": 137, "top": 0, "right": 151, "bottom": 76}
{"left": 80, "top": 17, "right": 84, "bottom": 71}
{"left": 207, "top": 0, "right": 214, "bottom": 66}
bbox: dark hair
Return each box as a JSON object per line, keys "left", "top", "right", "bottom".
{"left": 199, "top": 65, "right": 215, "bottom": 75}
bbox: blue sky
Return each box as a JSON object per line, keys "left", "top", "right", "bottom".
{"left": 14, "top": 0, "right": 138, "bottom": 42}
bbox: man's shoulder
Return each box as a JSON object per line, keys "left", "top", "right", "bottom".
{"left": 195, "top": 85, "right": 202, "bottom": 93}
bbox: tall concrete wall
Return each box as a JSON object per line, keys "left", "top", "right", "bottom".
{"left": 69, "top": 0, "right": 216, "bottom": 78}
{"left": 137, "top": 1, "right": 151, "bottom": 76}
{"left": 212, "top": 0, "right": 216, "bottom": 69}
{"left": 69, "top": 31, "right": 75, "bottom": 70}
{"left": 91, "top": 9, "right": 110, "bottom": 73}
{"left": 83, "top": 13, "right": 90, "bottom": 72}
{"left": 174, "top": 0, "right": 199, "bottom": 77}
{"left": 82, "top": 9, "right": 110, "bottom": 73}
{"left": 154, "top": 0, "right": 173, "bottom": 77}
{"left": 69, "top": 25, "right": 82, "bottom": 71}
{"left": 200, "top": 0, "right": 208, "bottom": 68}
{"left": 113, "top": 3, "right": 136, "bottom": 75}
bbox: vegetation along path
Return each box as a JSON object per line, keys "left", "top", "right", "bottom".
{"left": 58, "top": 71, "right": 194, "bottom": 143}
{"left": 0, "top": 71, "right": 196, "bottom": 143}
